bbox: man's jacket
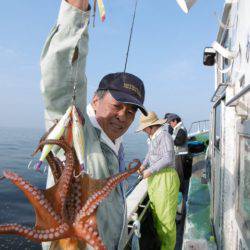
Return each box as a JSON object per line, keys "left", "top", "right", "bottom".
{"left": 172, "top": 122, "right": 188, "bottom": 155}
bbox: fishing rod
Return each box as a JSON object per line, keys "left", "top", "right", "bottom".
{"left": 124, "top": 0, "right": 139, "bottom": 73}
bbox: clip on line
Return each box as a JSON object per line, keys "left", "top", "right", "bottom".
{"left": 71, "top": 51, "right": 80, "bottom": 106}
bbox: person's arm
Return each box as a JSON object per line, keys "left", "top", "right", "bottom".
{"left": 67, "top": 0, "right": 89, "bottom": 11}
{"left": 41, "top": 0, "right": 90, "bottom": 131}
{"left": 40, "top": 1, "right": 90, "bottom": 192}
{"left": 174, "top": 129, "right": 187, "bottom": 146}
{"left": 142, "top": 152, "right": 149, "bottom": 167}
{"left": 138, "top": 153, "right": 149, "bottom": 175}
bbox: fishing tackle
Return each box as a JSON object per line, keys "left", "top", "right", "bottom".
{"left": 72, "top": 106, "right": 86, "bottom": 172}
{"left": 27, "top": 159, "right": 33, "bottom": 169}
{"left": 34, "top": 106, "right": 72, "bottom": 171}
{"left": 97, "top": 0, "right": 106, "bottom": 22}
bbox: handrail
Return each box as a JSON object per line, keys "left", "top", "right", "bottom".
{"left": 188, "top": 120, "right": 210, "bottom": 136}
{"left": 125, "top": 200, "right": 150, "bottom": 246}
{"left": 226, "top": 84, "right": 250, "bottom": 106}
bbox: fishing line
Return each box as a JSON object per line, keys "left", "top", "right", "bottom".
{"left": 124, "top": 0, "right": 139, "bottom": 73}
{"left": 71, "top": 49, "right": 80, "bottom": 106}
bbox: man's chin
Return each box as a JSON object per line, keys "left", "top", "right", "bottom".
{"left": 108, "top": 129, "right": 126, "bottom": 141}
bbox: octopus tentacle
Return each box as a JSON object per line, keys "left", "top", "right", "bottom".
{"left": 38, "top": 139, "right": 76, "bottom": 220}
{"left": 46, "top": 152, "right": 63, "bottom": 182}
{"left": 3, "top": 170, "right": 62, "bottom": 227}
{"left": 32, "top": 124, "right": 63, "bottom": 182}
{"left": 39, "top": 139, "right": 74, "bottom": 190}
{"left": 0, "top": 134, "right": 142, "bottom": 249}
{"left": 67, "top": 178, "right": 82, "bottom": 222}
{"left": 76, "top": 163, "right": 141, "bottom": 223}
{"left": 76, "top": 219, "right": 106, "bottom": 250}
{"left": 0, "top": 223, "right": 69, "bottom": 242}
{"left": 32, "top": 122, "right": 58, "bottom": 157}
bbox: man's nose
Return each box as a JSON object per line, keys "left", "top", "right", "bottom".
{"left": 116, "top": 107, "right": 127, "bottom": 122}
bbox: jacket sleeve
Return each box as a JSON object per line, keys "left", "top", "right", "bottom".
{"left": 142, "top": 152, "right": 150, "bottom": 167}
{"left": 40, "top": 0, "right": 90, "bottom": 131}
{"left": 174, "top": 128, "right": 187, "bottom": 146}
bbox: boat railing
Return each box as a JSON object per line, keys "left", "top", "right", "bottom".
{"left": 188, "top": 120, "right": 209, "bottom": 138}
{"left": 125, "top": 178, "right": 149, "bottom": 247}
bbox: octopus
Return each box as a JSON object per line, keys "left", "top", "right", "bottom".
{"left": 0, "top": 138, "right": 141, "bottom": 250}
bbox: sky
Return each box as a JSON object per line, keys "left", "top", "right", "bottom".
{"left": 0, "top": 0, "right": 224, "bottom": 132}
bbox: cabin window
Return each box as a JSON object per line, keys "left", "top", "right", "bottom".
{"left": 237, "top": 135, "right": 250, "bottom": 236}
{"left": 214, "top": 103, "right": 221, "bottom": 150}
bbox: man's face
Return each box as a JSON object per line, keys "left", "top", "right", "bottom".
{"left": 92, "top": 92, "right": 137, "bottom": 141}
{"left": 169, "top": 120, "right": 178, "bottom": 128}
{"left": 143, "top": 127, "right": 151, "bottom": 137}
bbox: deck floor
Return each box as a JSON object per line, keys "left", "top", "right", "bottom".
{"left": 175, "top": 154, "right": 206, "bottom": 250}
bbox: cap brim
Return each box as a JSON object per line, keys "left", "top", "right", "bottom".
{"left": 109, "top": 90, "right": 148, "bottom": 116}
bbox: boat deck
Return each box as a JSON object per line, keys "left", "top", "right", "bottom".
{"left": 181, "top": 154, "right": 217, "bottom": 250}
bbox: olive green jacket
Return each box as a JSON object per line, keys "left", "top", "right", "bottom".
{"left": 40, "top": 1, "right": 127, "bottom": 249}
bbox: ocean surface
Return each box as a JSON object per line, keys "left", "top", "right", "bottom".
{"left": 0, "top": 127, "right": 148, "bottom": 249}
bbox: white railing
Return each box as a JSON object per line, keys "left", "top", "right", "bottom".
{"left": 188, "top": 120, "right": 209, "bottom": 138}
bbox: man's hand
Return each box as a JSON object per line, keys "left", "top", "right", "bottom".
{"left": 137, "top": 164, "right": 145, "bottom": 175}
{"left": 142, "top": 169, "right": 152, "bottom": 179}
{"left": 66, "top": 0, "right": 89, "bottom": 11}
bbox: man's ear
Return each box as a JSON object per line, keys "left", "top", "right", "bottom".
{"left": 92, "top": 95, "right": 99, "bottom": 111}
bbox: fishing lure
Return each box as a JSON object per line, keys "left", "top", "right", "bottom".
{"left": 93, "top": 0, "right": 105, "bottom": 25}
{"left": 34, "top": 106, "right": 72, "bottom": 171}
{"left": 72, "top": 106, "right": 86, "bottom": 172}
{"left": 97, "top": 0, "right": 106, "bottom": 22}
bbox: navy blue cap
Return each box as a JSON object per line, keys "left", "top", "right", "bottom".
{"left": 97, "top": 72, "right": 147, "bottom": 115}
{"left": 166, "top": 113, "right": 181, "bottom": 122}
{"left": 164, "top": 113, "right": 174, "bottom": 120}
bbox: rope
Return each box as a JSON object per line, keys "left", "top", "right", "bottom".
{"left": 124, "top": 0, "right": 139, "bottom": 73}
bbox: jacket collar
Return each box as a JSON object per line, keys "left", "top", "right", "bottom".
{"left": 86, "top": 103, "right": 122, "bottom": 156}
{"left": 173, "top": 121, "right": 183, "bottom": 133}
{"left": 150, "top": 126, "right": 163, "bottom": 140}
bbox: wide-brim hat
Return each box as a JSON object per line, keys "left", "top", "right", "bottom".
{"left": 97, "top": 72, "right": 148, "bottom": 116}
{"left": 136, "top": 111, "right": 166, "bottom": 132}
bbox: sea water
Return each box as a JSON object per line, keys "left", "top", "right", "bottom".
{"left": 0, "top": 127, "right": 147, "bottom": 249}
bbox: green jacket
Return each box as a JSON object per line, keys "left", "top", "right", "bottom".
{"left": 40, "top": 1, "right": 127, "bottom": 249}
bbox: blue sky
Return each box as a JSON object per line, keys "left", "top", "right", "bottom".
{"left": 0, "top": 0, "right": 224, "bottom": 131}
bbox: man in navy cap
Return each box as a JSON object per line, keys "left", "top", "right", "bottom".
{"left": 40, "top": 1, "right": 147, "bottom": 249}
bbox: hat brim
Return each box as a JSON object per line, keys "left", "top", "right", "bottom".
{"left": 109, "top": 90, "right": 148, "bottom": 116}
{"left": 136, "top": 118, "right": 166, "bottom": 132}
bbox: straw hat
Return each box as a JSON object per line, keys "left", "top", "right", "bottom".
{"left": 136, "top": 111, "right": 166, "bottom": 132}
